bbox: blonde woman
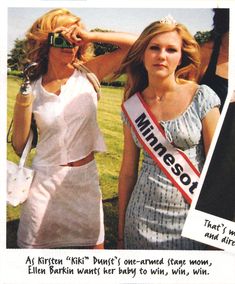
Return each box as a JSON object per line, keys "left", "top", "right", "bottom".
{"left": 117, "top": 18, "right": 220, "bottom": 249}
{"left": 12, "top": 8, "right": 136, "bottom": 249}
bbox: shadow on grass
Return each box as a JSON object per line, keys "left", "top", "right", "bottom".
{"left": 6, "top": 198, "right": 118, "bottom": 249}
{"left": 7, "top": 219, "right": 19, "bottom": 248}
{"left": 103, "top": 198, "right": 118, "bottom": 249}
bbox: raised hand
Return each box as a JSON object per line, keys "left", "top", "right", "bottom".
{"left": 54, "top": 23, "right": 91, "bottom": 46}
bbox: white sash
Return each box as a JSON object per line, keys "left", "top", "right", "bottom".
{"left": 122, "top": 93, "right": 200, "bottom": 204}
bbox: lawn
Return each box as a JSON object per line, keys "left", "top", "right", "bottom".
{"left": 7, "top": 76, "right": 124, "bottom": 249}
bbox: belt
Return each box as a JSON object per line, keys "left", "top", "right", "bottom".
{"left": 61, "top": 152, "right": 94, "bottom": 167}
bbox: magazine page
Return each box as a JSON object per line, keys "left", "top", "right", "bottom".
{"left": 1, "top": 0, "right": 235, "bottom": 284}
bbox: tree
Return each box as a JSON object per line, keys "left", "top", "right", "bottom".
{"left": 194, "top": 31, "right": 212, "bottom": 44}
{"left": 91, "top": 28, "right": 118, "bottom": 56}
{"left": 7, "top": 30, "right": 117, "bottom": 71}
{"left": 8, "top": 29, "right": 211, "bottom": 71}
{"left": 7, "top": 38, "right": 27, "bottom": 71}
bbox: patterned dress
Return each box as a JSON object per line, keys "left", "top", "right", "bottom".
{"left": 122, "top": 85, "right": 220, "bottom": 250}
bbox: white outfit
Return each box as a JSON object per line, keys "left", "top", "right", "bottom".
{"left": 17, "top": 69, "right": 106, "bottom": 248}
{"left": 32, "top": 69, "right": 106, "bottom": 166}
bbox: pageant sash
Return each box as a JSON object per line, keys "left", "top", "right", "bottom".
{"left": 122, "top": 93, "right": 200, "bottom": 204}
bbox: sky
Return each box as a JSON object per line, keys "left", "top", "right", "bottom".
{"left": 7, "top": 7, "right": 214, "bottom": 52}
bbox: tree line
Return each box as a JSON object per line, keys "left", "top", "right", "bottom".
{"left": 8, "top": 29, "right": 211, "bottom": 72}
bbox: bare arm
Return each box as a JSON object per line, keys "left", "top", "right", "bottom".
{"left": 118, "top": 124, "right": 140, "bottom": 248}
{"left": 60, "top": 26, "right": 137, "bottom": 81}
{"left": 202, "top": 107, "right": 220, "bottom": 155}
{"left": 86, "top": 31, "right": 137, "bottom": 81}
{"left": 197, "top": 41, "right": 213, "bottom": 82}
{"left": 12, "top": 93, "right": 33, "bottom": 156}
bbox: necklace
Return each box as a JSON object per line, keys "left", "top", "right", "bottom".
{"left": 155, "top": 95, "right": 165, "bottom": 102}
{"left": 144, "top": 93, "right": 167, "bottom": 105}
{"left": 144, "top": 82, "right": 177, "bottom": 104}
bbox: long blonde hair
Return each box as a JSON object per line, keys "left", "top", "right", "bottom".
{"left": 117, "top": 21, "right": 200, "bottom": 100}
{"left": 25, "top": 8, "right": 94, "bottom": 81}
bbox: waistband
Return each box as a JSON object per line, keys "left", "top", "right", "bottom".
{"left": 61, "top": 152, "right": 94, "bottom": 167}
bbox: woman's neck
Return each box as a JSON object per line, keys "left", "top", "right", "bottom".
{"left": 45, "top": 62, "right": 75, "bottom": 82}
{"left": 145, "top": 76, "right": 178, "bottom": 100}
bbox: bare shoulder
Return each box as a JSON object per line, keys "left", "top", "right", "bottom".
{"left": 180, "top": 81, "right": 199, "bottom": 93}
{"left": 80, "top": 59, "right": 107, "bottom": 81}
{"left": 179, "top": 81, "right": 199, "bottom": 102}
{"left": 200, "top": 40, "right": 214, "bottom": 59}
{"left": 82, "top": 61, "right": 98, "bottom": 75}
{"left": 200, "top": 40, "right": 214, "bottom": 50}
{"left": 198, "top": 40, "right": 214, "bottom": 81}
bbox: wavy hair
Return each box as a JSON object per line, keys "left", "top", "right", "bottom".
{"left": 116, "top": 21, "right": 200, "bottom": 100}
{"left": 24, "top": 8, "right": 94, "bottom": 81}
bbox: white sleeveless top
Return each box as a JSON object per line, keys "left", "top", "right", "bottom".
{"left": 31, "top": 69, "right": 106, "bottom": 167}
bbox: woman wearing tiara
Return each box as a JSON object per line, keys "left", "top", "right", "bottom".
{"left": 117, "top": 16, "right": 221, "bottom": 249}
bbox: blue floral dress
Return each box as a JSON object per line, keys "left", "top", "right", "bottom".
{"left": 122, "top": 85, "right": 220, "bottom": 250}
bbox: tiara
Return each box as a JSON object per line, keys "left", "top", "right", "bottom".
{"left": 159, "top": 14, "right": 177, "bottom": 25}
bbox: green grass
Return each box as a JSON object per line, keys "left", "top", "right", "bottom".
{"left": 7, "top": 76, "right": 124, "bottom": 248}
{"left": 96, "top": 87, "right": 124, "bottom": 199}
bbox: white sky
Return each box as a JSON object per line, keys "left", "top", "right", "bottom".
{"left": 8, "top": 7, "right": 214, "bottom": 52}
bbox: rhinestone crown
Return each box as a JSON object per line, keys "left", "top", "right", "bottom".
{"left": 159, "top": 14, "right": 177, "bottom": 25}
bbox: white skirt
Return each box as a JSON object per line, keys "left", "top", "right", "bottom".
{"left": 17, "top": 160, "right": 104, "bottom": 248}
